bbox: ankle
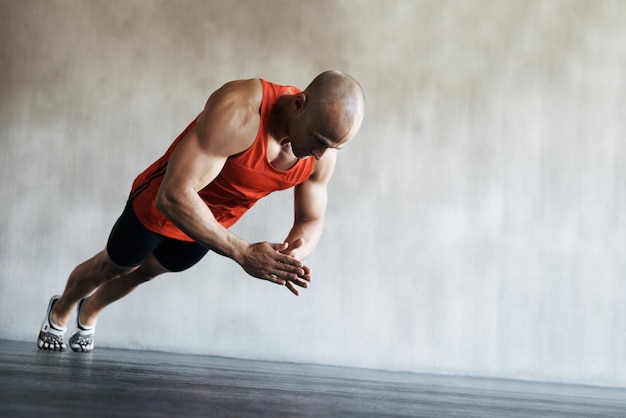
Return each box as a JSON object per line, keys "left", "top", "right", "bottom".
{"left": 79, "top": 315, "right": 96, "bottom": 329}
{"left": 78, "top": 300, "right": 97, "bottom": 328}
{"left": 50, "top": 307, "right": 68, "bottom": 329}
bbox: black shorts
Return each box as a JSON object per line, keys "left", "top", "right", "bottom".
{"left": 106, "top": 201, "right": 209, "bottom": 272}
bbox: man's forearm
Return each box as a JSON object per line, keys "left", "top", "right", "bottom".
{"left": 156, "top": 188, "right": 247, "bottom": 264}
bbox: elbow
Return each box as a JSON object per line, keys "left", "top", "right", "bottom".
{"left": 156, "top": 181, "right": 199, "bottom": 220}
{"left": 155, "top": 186, "right": 180, "bottom": 218}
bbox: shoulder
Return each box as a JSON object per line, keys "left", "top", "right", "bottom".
{"left": 204, "top": 79, "right": 263, "bottom": 124}
{"left": 211, "top": 78, "right": 263, "bottom": 104}
{"left": 194, "top": 79, "right": 263, "bottom": 156}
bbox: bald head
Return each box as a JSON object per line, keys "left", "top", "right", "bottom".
{"left": 303, "top": 70, "right": 365, "bottom": 144}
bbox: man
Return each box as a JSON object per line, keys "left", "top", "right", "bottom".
{"left": 37, "top": 70, "right": 365, "bottom": 352}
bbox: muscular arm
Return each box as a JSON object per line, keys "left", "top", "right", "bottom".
{"left": 282, "top": 149, "right": 337, "bottom": 263}
{"left": 155, "top": 80, "right": 306, "bottom": 287}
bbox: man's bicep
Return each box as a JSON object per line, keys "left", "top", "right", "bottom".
{"left": 294, "top": 180, "right": 328, "bottom": 222}
{"left": 294, "top": 153, "right": 338, "bottom": 221}
{"left": 161, "top": 129, "right": 228, "bottom": 195}
{"left": 294, "top": 158, "right": 337, "bottom": 222}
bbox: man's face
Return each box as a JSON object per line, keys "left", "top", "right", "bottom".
{"left": 289, "top": 103, "right": 351, "bottom": 160}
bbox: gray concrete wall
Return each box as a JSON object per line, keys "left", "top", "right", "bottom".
{"left": 2, "top": 0, "right": 625, "bottom": 387}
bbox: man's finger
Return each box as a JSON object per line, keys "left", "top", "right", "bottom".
{"left": 273, "top": 258, "right": 306, "bottom": 276}
{"left": 276, "top": 253, "right": 302, "bottom": 265}
{"left": 268, "top": 273, "right": 286, "bottom": 286}
{"left": 290, "top": 238, "right": 305, "bottom": 250}
{"left": 300, "top": 265, "right": 312, "bottom": 281}
{"left": 280, "top": 239, "right": 304, "bottom": 255}
{"left": 289, "top": 277, "right": 309, "bottom": 288}
{"left": 269, "top": 242, "right": 289, "bottom": 252}
{"left": 285, "top": 281, "right": 300, "bottom": 296}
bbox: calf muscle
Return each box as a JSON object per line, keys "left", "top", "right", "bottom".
{"left": 52, "top": 251, "right": 136, "bottom": 327}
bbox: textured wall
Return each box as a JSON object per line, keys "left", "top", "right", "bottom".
{"left": 1, "top": 0, "right": 625, "bottom": 387}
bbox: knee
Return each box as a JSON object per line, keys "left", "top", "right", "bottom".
{"left": 134, "top": 266, "right": 158, "bottom": 283}
{"left": 137, "top": 254, "right": 170, "bottom": 278}
{"left": 129, "top": 261, "right": 166, "bottom": 285}
{"left": 86, "top": 251, "right": 136, "bottom": 284}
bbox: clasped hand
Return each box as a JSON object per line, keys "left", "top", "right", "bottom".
{"left": 240, "top": 240, "right": 311, "bottom": 296}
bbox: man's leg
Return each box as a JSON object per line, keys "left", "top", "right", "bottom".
{"left": 38, "top": 198, "right": 209, "bottom": 351}
{"left": 38, "top": 201, "right": 164, "bottom": 351}
{"left": 37, "top": 249, "right": 136, "bottom": 351}
{"left": 67, "top": 238, "right": 208, "bottom": 352}
{"left": 76, "top": 253, "right": 169, "bottom": 327}
{"left": 67, "top": 252, "right": 170, "bottom": 352}
{"left": 75, "top": 235, "right": 209, "bottom": 329}
{"left": 50, "top": 250, "right": 137, "bottom": 329}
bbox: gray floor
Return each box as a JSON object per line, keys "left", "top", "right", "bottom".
{"left": 1, "top": 339, "right": 625, "bottom": 417}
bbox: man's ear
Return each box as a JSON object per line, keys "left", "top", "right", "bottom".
{"left": 294, "top": 93, "right": 307, "bottom": 111}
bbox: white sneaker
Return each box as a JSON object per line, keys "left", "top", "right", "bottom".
{"left": 69, "top": 297, "right": 96, "bottom": 353}
{"left": 37, "top": 295, "right": 67, "bottom": 351}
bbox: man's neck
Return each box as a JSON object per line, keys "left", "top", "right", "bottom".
{"left": 268, "top": 95, "right": 292, "bottom": 142}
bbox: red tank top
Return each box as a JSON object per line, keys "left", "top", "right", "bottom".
{"left": 129, "top": 79, "right": 315, "bottom": 242}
